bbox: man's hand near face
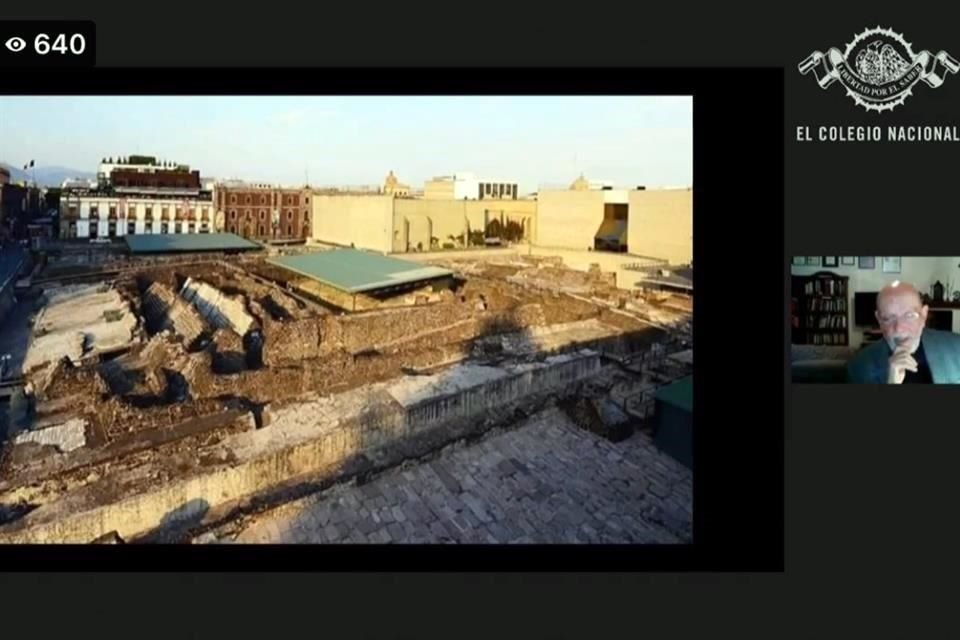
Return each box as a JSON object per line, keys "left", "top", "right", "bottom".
{"left": 887, "top": 343, "right": 918, "bottom": 384}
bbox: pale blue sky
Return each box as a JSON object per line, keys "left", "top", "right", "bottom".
{"left": 0, "top": 96, "right": 692, "bottom": 193}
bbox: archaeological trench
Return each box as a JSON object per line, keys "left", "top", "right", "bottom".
{"left": 0, "top": 251, "right": 691, "bottom": 543}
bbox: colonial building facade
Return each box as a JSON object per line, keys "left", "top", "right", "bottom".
{"left": 215, "top": 184, "right": 311, "bottom": 241}
{"left": 59, "top": 193, "right": 215, "bottom": 239}
{"left": 60, "top": 158, "right": 215, "bottom": 239}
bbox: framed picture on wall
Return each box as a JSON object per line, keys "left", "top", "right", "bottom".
{"left": 806, "top": 256, "right": 821, "bottom": 266}
{"left": 792, "top": 256, "right": 806, "bottom": 266}
{"left": 858, "top": 256, "right": 876, "bottom": 269}
{"left": 841, "top": 256, "right": 856, "bottom": 266}
{"left": 823, "top": 256, "right": 839, "bottom": 267}
{"left": 882, "top": 257, "right": 902, "bottom": 273}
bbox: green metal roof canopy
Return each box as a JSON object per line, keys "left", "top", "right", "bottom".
{"left": 655, "top": 375, "right": 693, "bottom": 414}
{"left": 268, "top": 249, "right": 454, "bottom": 294}
{"left": 125, "top": 233, "right": 262, "bottom": 254}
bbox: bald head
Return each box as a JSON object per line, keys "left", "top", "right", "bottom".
{"left": 877, "top": 281, "right": 923, "bottom": 309}
{"left": 876, "top": 280, "right": 927, "bottom": 353}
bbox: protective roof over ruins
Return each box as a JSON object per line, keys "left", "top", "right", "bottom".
{"left": 268, "top": 248, "right": 454, "bottom": 293}
{"left": 125, "top": 233, "right": 262, "bottom": 254}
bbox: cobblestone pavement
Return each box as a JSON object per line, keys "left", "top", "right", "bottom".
{"left": 226, "top": 407, "right": 692, "bottom": 544}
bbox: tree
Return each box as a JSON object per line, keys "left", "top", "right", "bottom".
{"left": 503, "top": 220, "right": 525, "bottom": 242}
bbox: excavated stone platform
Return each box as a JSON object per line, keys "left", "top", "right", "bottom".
{"left": 0, "top": 350, "right": 602, "bottom": 543}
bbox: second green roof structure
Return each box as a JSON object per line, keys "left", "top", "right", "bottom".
{"left": 125, "top": 233, "right": 262, "bottom": 254}
{"left": 267, "top": 248, "right": 454, "bottom": 294}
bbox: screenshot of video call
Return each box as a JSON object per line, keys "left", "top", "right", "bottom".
{"left": 1, "top": 10, "right": 957, "bottom": 629}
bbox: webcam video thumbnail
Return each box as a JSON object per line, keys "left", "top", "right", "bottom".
{"left": 791, "top": 256, "right": 960, "bottom": 384}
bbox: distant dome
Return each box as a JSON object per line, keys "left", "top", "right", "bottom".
{"left": 570, "top": 173, "right": 590, "bottom": 191}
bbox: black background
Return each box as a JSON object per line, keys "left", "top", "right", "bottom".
{"left": 2, "top": 3, "right": 958, "bottom": 635}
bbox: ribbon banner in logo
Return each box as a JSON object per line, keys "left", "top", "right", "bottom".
{"left": 799, "top": 29, "right": 960, "bottom": 111}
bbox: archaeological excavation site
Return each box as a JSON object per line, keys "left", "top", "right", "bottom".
{"left": 0, "top": 243, "right": 692, "bottom": 544}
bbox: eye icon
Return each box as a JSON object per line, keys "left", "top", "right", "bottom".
{"left": 4, "top": 36, "right": 26, "bottom": 53}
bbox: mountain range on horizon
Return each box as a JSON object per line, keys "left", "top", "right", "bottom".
{"left": 0, "top": 162, "right": 95, "bottom": 188}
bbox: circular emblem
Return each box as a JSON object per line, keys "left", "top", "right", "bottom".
{"left": 842, "top": 27, "right": 919, "bottom": 112}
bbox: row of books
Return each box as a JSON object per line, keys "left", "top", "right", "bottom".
{"left": 810, "top": 333, "right": 848, "bottom": 346}
{"left": 804, "top": 314, "right": 848, "bottom": 329}
{"left": 806, "top": 298, "right": 847, "bottom": 312}
{"left": 804, "top": 279, "right": 847, "bottom": 297}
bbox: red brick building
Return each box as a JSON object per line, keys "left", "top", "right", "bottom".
{"left": 216, "top": 184, "right": 311, "bottom": 241}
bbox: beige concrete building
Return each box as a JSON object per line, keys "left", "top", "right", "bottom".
{"left": 536, "top": 189, "right": 610, "bottom": 250}
{"left": 310, "top": 175, "right": 691, "bottom": 268}
{"left": 393, "top": 199, "right": 536, "bottom": 252}
{"left": 536, "top": 177, "right": 691, "bottom": 263}
{"left": 536, "top": 180, "right": 631, "bottom": 252}
{"left": 312, "top": 194, "right": 395, "bottom": 252}
{"left": 311, "top": 194, "right": 536, "bottom": 254}
{"left": 627, "top": 189, "right": 692, "bottom": 264}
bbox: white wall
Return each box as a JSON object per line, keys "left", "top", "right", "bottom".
{"left": 603, "top": 189, "right": 630, "bottom": 204}
{"left": 453, "top": 176, "right": 477, "bottom": 201}
{"left": 449, "top": 174, "right": 517, "bottom": 200}
{"left": 791, "top": 257, "right": 957, "bottom": 347}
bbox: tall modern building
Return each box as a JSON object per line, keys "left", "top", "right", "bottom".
{"left": 59, "top": 156, "right": 215, "bottom": 239}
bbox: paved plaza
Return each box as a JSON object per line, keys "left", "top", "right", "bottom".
{"left": 225, "top": 407, "right": 693, "bottom": 544}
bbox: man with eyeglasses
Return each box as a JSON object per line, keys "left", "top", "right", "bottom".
{"left": 848, "top": 280, "right": 960, "bottom": 383}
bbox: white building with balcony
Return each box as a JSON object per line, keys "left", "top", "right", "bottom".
{"left": 60, "top": 194, "right": 214, "bottom": 239}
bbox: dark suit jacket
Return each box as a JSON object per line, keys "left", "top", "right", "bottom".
{"left": 847, "top": 328, "right": 960, "bottom": 384}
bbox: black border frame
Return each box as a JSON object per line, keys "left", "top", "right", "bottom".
{"left": 0, "top": 67, "right": 784, "bottom": 571}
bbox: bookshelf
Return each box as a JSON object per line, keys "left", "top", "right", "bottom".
{"left": 791, "top": 271, "right": 849, "bottom": 345}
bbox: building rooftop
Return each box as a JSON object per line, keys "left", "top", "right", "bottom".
{"left": 655, "top": 375, "right": 693, "bottom": 413}
{"left": 268, "top": 248, "right": 454, "bottom": 294}
{"left": 124, "top": 233, "right": 262, "bottom": 254}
